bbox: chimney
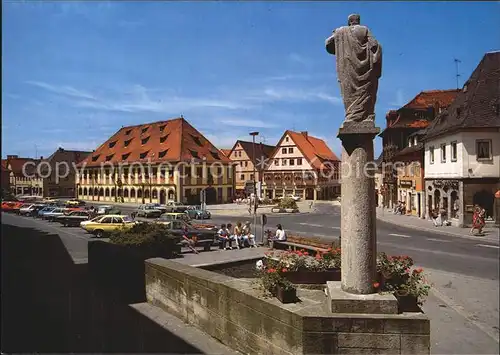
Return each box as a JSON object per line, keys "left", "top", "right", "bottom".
{"left": 301, "top": 131, "right": 308, "bottom": 138}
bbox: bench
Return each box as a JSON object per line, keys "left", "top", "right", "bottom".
{"left": 177, "top": 238, "right": 215, "bottom": 252}
{"left": 272, "top": 240, "right": 329, "bottom": 254}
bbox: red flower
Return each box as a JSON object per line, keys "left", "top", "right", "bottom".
{"left": 267, "top": 268, "right": 276, "bottom": 273}
{"left": 315, "top": 253, "right": 322, "bottom": 260}
{"left": 303, "top": 251, "right": 309, "bottom": 256}
{"left": 414, "top": 268, "right": 423, "bottom": 274}
{"left": 373, "top": 282, "right": 380, "bottom": 288}
{"left": 282, "top": 268, "right": 288, "bottom": 273}
{"left": 405, "top": 268, "right": 410, "bottom": 274}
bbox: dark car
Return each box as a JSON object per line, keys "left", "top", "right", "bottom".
{"left": 56, "top": 210, "right": 93, "bottom": 227}
{"left": 157, "top": 219, "right": 217, "bottom": 241}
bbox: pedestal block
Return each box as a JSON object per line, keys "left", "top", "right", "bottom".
{"left": 326, "top": 281, "right": 398, "bottom": 314}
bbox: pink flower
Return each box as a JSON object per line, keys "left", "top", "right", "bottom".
{"left": 373, "top": 282, "right": 380, "bottom": 288}
{"left": 282, "top": 268, "right": 288, "bottom": 273}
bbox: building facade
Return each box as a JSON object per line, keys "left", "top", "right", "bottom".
{"left": 424, "top": 51, "right": 500, "bottom": 226}
{"left": 40, "top": 148, "right": 91, "bottom": 198}
{"left": 392, "top": 130, "right": 426, "bottom": 218}
{"left": 6, "top": 155, "right": 43, "bottom": 197}
{"left": 76, "top": 117, "right": 235, "bottom": 205}
{"left": 263, "top": 130, "right": 340, "bottom": 200}
{"left": 1, "top": 160, "right": 11, "bottom": 193}
{"left": 380, "top": 89, "right": 460, "bottom": 209}
{"left": 225, "top": 140, "right": 275, "bottom": 196}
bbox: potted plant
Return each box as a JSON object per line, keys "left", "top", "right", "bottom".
{"left": 257, "top": 264, "right": 297, "bottom": 303}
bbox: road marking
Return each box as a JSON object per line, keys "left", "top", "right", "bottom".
{"left": 389, "top": 233, "right": 411, "bottom": 238}
{"left": 298, "top": 223, "right": 340, "bottom": 229}
{"left": 426, "top": 238, "right": 451, "bottom": 242}
{"left": 476, "top": 244, "right": 500, "bottom": 249}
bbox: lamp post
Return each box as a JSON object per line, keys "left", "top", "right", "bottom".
{"left": 249, "top": 131, "right": 259, "bottom": 243}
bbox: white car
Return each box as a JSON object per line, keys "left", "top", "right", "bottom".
{"left": 43, "top": 208, "right": 68, "bottom": 221}
{"left": 19, "top": 204, "right": 36, "bottom": 216}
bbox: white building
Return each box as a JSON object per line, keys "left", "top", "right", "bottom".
{"left": 424, "top": 51, "right": 500, "bottom": 227}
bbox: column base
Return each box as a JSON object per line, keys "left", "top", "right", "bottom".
{"left": 327, "top": 281, "right": 398, "bottom": 314}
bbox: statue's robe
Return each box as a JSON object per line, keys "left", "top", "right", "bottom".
{"left": 326, "top": 24, "right": 382, "bottom": 124}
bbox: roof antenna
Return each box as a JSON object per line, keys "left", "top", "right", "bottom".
{"left": 454, "top": 58, "right": 461, "bottom": 89}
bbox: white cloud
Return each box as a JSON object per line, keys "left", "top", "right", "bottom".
{"left": 288, "top": 53, "right": 310, "bottom": 66}
{"left": 249, "top": 87, "right": 342, "bottom": 105}
{"left": 218, "top": 118, "right": 278, "bottom": 128}
{"left": 389, "top": 88, "right": 406, "bottom": 108}
{"left": 26, "top": 81, "right": 96, "bottom": 100}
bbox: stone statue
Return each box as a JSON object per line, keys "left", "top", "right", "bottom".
{"left": 326, "top": 14, "right": 382, "bottom": 126}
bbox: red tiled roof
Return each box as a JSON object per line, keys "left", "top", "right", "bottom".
{"left": 403, "top": 89, "right": 460, "bottom": 110}
{"left": 229, "top": 140, "right": 276, "bottom": 165}
{"left": 425, "top": 52, "right": 500, "bottom": 140}
{"left": 220, "top": 149, "right": 232, "bottom": 157}
{"left": 275, "top": 130, "right": 339, "bottom": 170}
{"left": 6, "top": 157, "right": 39, "bottom": 176}
{"left": 77, "top": 117, "right": 231, "bottom": 167}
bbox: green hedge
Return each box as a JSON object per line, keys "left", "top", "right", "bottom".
{"left": 277, "top": 197, "right": 298, "bottom": 210}
{"left": 109, "top": 223, "right": 179, "bottom": 250}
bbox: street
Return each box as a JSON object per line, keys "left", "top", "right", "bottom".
{"left": 2, "top": 208, "right": 499, "bottom": 354}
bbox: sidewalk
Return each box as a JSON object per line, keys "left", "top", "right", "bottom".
{"left": 377, "top": 207, "right": 499, "bottom": 244}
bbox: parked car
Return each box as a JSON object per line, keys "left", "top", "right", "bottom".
{"left": 281, "top": 194, "right": 301, "bottom": 202}
{"left": 80, "top": 214, "right": 137, "bottom": 238}
{"left": 186, "top": 205, "right": 211, "bottom": 220}
{"left": 19, "top": 204, "right": 46, "bottom": 216}
{"left": 2, "top": 201, "right": 23, "bottom": 212}
{"left": 164, "top": 201, "right": 189, "bottom": 213}
{"left": 37, "top": 206, "right": 57, "bottom": 218}
{"left": 44, "top": 207, "right": 70, "bottom": 221}
{"left": 156, "top": 212, "right": 192, "bottom": 224}
{"left": 56, "top": 210, "right": 92, "bottom": 227}
{"left": 96, "top": 205, "right": 121, "bottom": 215}
{"left": 66, "top": 199, "right": 86, "bottom": 207}
{"left": 149, "top": 203, "right": 168, "bottom": 214}
{"left": 135, "top": 204, "right": 163, "bottom": 218}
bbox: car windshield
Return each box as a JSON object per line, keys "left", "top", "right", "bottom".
{"left": 122, "top": 216, "right": 134, "bottom": 223}
{"left": 89, "top": 216, "right": 104, "bottom": 222}
{"left": 158, "top": 215, "right": 172, "bottom": 221}
{"left": 43, "top": 207, "right": 56, "bottom": 212}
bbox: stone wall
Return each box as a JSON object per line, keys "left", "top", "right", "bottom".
{"left": 145, "top": 258, "right": 430, "bottom": 355}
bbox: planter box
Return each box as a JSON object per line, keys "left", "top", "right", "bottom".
{"left": 272, "top": 286, "right": 297, "bottom": 304}
{"left": 271, "top": 207, "right": 284, "bottom": 213}
{"left": 285, "top": 208, "right": 299, "bottom": 213}
{"left": 395, "top": 293, "right": 420, "bottom": 313}
{"left": 283, "top": 269, "right": 341, "bottom": 284}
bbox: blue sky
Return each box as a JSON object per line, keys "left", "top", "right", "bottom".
{"left": 3, "top": 1, "right": 499, "bottom": 159}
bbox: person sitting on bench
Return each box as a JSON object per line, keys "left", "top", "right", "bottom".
{"left": 181, "top": 226, "right": 199, "bottom": 254}
{"left": 275, "top": 224, "right": 287, "bottom": 241}
{"left": 227, "top": 223, "right": 237, "bottom": 249}
{"left": 234, "top": 222, "right": 243, "bottom": 249}
{"left": 217, "top": 224, "right": 232, "bottom": 250}
{"left": 242, "top": 221, "right": 257, "bottom": 248}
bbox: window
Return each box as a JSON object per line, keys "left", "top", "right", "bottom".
{"left": 282, "top": 148, "right": 287, "bottom": 154}
{"left": 297, "top": 158, "right": 302, "bottom": 165}
{"left": 429, "top": 146, "right": 435, "bottom": 164}
{"left": 282, "top": 159, "right": 287, "bottom": 166}
{"left": 288, "top": 147, "right": 294, "bottom": 154}
{"left": 109, "top": 141, "right": 117, "bottom": 148}
{"left": 105, "top": 154, "right": 114, "bottom": 162}
{"left": 451, "top": 141, "right": 457, "bottom": 162}
{"left": 92, "top": 154, "right": 100, "bottom": 162}
{"left": 190, "top": 134, "right": 203, "bottom": 147}
{"left": 197, "top": 167, "right": 203, "bottom": 177}
{"left": 160, "top": 134, "right": 169, "bottom": 143}
{"left": 274, "top": 159, "right": 280, "bottom": 166}
{"left": 121, "top": 153, "right": 130, "bottom": 160}
{"left": 289, "top": 159, "right": 295, "bottom": 166}
{"left": 159, "top": 149, "right": 168, "bottom": 158}
{"left": 140, "top": 151, "right": 149, "bottom": 159}
{"left": 141, "top": 127, "right": 149, "bottom": 134}
{"left": 141, "top": 136, "right": 150, "bottom": 145}
{"left": 250, "top": 174, "right": 254, "bottom": 180}
{"left": 159, "top": 124, "right": 166, "bottom": 132}
{"left": 285, "top": 137, "right": 289, "bottom": 142}
{"left": 440, "top": 144, "right": 446, "bottom": 163}
{"left": 100, "top": 217, "right": 112, "bottom": 224}
{"left": 210, "top": 151, "right": 220, "bottom": 160}
{"left": 476, "top": 140, "right": 492, "bottom": 160}
{"left": 125, "top": 129, "right": 132, "bottom": 135}
{"left": 240, "top": 161, "right": 243, "bottom": 166}
{"left": 189, "top": 150, "right": 199, "bottom": 158}
{"left": 245, "top": 161, "right": 248, "bottom": 167}
{"left": 124, "top": 138, "right": 132, "bottom": 147}
{"left": 240, "top": 174, "right": 245, "bottom": 180}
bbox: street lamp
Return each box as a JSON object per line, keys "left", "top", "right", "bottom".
{"left": 249, "top": 131, "right": 259, "bottom": 243}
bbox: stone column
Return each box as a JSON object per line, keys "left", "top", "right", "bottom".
{"left": 421, "top": 191, "right": 426, "bottom": 219}
{"left": 338, "top": 125, "right": 380, "bottom": 294}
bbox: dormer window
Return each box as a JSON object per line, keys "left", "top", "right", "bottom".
{"left": 91, "top": 154, "right": 100, "bottom": 162}
{"left": 105, "top": 154, "right": 114, "bottom": 162}
{"left": 189, "top": 149, "right": 199, "bottom": 158}
{"left": 125, "top": 129, "right": 132, "bottom": 135}
{"left": 141, "top": 127, "right": 149, "bottom": 134}
{"left": 158, "top": 149, "right": 168, "bottom": 158}
{"left": 210, "top": 151, "right": 220, "bottom": 160}
{"left": 190, "top": 134, "right": 203, "bottom": 147}
{"left": 160, "top": 134, "right": 169, "bottom": 143}
{"left": 124, "top": 138, "right": 132, "bottom": 147}
{"left": 121, "top": 153, "right": 130, "bottom": 160}
{"left": 141, "top": 136, "right": 150, "bottom": 145}
{"left": 159, "top": 124, "right": 166, "bottom": 132}
{"left": 109, "top": 141, "right": 117, "bottom": 148}
{"left": 140, "top": 151, "right": 149, "bottom": 159}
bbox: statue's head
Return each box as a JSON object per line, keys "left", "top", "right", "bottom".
{"left": 348, "top": 13, "right": 360, "bottom": 26}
